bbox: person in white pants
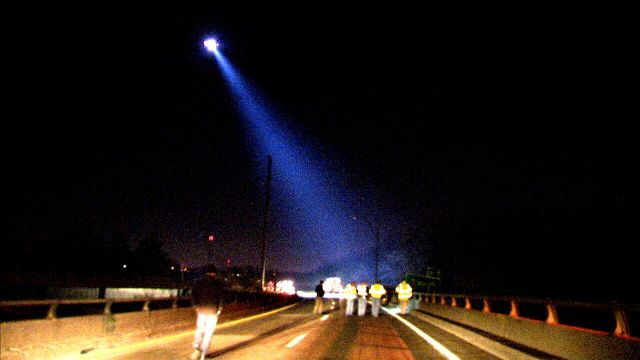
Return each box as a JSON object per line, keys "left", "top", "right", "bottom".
{"left": 368, "top": 280, "right": 387, "bottom": 318}
{"left": 343, "top": 282, "right": 357, "bottom": 315}
{"left": 395, "top": 280, "right": 413, "bottom": 315}
{"left": 190, "top": 268, "right": 224, "bottom": 360}
{"left": 357, "top": 281, "right": 368, "bottom": 316}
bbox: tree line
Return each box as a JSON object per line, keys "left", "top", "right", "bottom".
{"left": 2, "top": 230, "right": 177, "bottom": 276}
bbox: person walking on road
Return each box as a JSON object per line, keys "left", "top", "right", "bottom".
{"left": 343, "top": 282, "right": 357, "bottom": 316}
{"left": 369, "top": 280, "right": 387, "bottom": 317}
{"left": 357, "top": 281, "right": 368, "bottom": 316}
{"left": 190, "top": 266, "right": 225, "bottom": 360}
{"left": 313, "top": 280, "right": 325, "bottom": 314}
{"left": 395, "top": 279, "right": 413, "bottom": 315}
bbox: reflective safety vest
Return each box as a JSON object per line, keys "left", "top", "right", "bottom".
{"left": 343, "top": 284, "right": 357, "bottom": 300}
{"left": 369, "top": 284, "right": 386, "bottom": 298}
{"left": 357, "top": 284, "right": 368, "bottom": 297}
{"left": 396, "top": 282, "right": 413, "bottom": 300}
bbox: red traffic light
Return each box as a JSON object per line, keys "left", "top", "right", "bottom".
{"left": 208, "top": 235, "right": 215, "bottom": 241}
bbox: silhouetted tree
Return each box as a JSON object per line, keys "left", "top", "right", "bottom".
{"left": 133, "top": 232, "right": 172, "bottom": 275}
{"left": 105, "top": 232, "right": 133, "bottom": 273}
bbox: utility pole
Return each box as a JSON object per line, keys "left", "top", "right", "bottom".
{"left": 374, "top": 226, "right": 380, "bottom": 281}
{"left": 355, "top": 215, "right": 381, "bottom": 282}
{"left": 260, "top": 155, "right": 272, "bottom": 290}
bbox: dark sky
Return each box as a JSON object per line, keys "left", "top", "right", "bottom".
{"left": 7, "top": 4, "right": 638, "bottom": 297}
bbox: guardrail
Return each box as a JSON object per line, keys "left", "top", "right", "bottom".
{"left": 0, "top": 291, "right": 291, "bottom": 322}
{"left": 0, "top": 296, "right": 192, "bottom": 322}
{"left": 413, "top": 292, "right": 638, "bottom": 338}
{"left": 412, "top": 292, "right": 639, "bottom": 360}
{"left": 0, "top": 292, "right": 299, "bottom": 359}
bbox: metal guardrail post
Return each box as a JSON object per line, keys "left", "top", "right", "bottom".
{"left": 451, "top": 296, "right": 458, "bottom": 307}
{"left": 103, "top": 301, "right": 112, "bottom": 315}
{"left": 546, "top": 302, "right": 559, "bottom": 325}
{"left": 172, "top": 298, "right": 178, "bottom": 309}
{"left": 47, "top": 303, "right": 58, "bottom": 319}
{"left": 143, "top": 300, "right": 150, "bottom": 312}
{"left": 612, "top": 302, "right": 631, "bottom": 337}
{"left": 465, "top": 296, "right": 472, "bottom": 309}
{"left": 482, "top": 298, "right": 491, "bottom": 313}
{"left": 431, "top": 295, "right": 436, "bottom": 303}
{"left": 509, "top": 299, "right": 519, "bottom": 318}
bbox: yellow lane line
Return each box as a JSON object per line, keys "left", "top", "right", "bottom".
{"left": 218, "top": 302, "right": 301, "bottom": 329}
{"left": 83, "top": 302, "right": 302, "bottom": 359}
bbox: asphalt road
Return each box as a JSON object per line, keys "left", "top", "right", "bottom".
{"left": 85, "top": 300, "right": 502, "bottom": 360}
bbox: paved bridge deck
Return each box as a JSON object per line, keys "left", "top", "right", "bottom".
{"left": 73, "top": 300, "right": 505, "bottom": 360}
{"left": 4, "top": 299, "right": 637, "bottom": 359}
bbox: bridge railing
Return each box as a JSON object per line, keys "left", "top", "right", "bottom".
{"left": 0, "top": 296, "right": 192, "bottom": 321}
{"left": 0, "top": 290, "right": 293, "bottom": 322}
{"left": 0, "top": 292, "right": 299, "bottom": 359}
{"left": 413, "top": 292, "right": 639, "bottom": 339}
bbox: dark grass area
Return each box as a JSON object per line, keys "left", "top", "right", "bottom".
{"left": 147, "top": 299, "right": 176, "bottom": 310}
{"left": 627, "top": 308, "right": 640, "bottom": 338}
{"left": 0, "top": 305, "right": 49, "bottom": 322}
{"left": 556, "top": 305, "right": 616, "bottom": 333}
{"left": 518, "top": 302, "right": 549, "bottom": 321}
{"left": 56, "top": 303, "right": 105, "bottom": 318}
{"left": 489, "top": 299, "right": 512, "bottom": 315}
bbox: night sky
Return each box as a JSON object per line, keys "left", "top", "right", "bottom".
{"left": 7, "top": 4, "right": 638, "bottom": 298}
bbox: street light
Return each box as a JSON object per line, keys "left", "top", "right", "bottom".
{"left": 207, "top": 233, "right": 216, "bottom": 267}
{"left": 353, "top": 215, "right": 381, "bottom": 281}
{"left": 203, "top": 38, "right": 219, "bottom": 53}
{"left": 260, "top": 155, "right": 273, "bottom": 290}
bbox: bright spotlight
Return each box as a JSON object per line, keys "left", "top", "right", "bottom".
{"left": 203, "top": 38, "right": 219, "bottom": 52}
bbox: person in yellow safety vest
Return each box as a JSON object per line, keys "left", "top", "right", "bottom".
{"left": 357, "top": 281, "right": 368, "bottom": 316}
{"left": 343, "top": 282, "right": 357, "bottom": 316}
{"left": 368, "top": 280, "right": 387, "bottom": 317}
{"left": 396, "top": 280, "right": 413, "bottom": 315}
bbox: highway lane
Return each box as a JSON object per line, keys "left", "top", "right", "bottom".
{"left": 83, "top": 300, "right": 506, "bottom": 360}
{"left": 214, "top": 304, "right": 428, "bottom": 360}
{"left": 84, "top": 302, "right": 314, "bottom": 359}
{"left": 213, "top": 303, "right": 503, "bottom": 360}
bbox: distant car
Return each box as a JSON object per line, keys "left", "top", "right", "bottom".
{"left": 323, "top": 277, "right": 344, "bottom": 293}
{"left": 275, "top": 280, "right": 296, "bottom": 295}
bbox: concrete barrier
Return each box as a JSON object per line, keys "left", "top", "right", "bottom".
{"left": 419, "top": 299, "right": 640, "bottom": 360}
{"left": 0, "top": 295, "right": 298, "bottom": 359}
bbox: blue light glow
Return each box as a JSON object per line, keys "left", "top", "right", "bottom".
{"left": 203, "top": 38, "right": 219, "bottom": 53}
{"left": 210, "top": 47, "right": 377, "bottom": 281}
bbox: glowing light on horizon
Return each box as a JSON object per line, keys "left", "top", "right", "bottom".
{"left": 276, "top": 280, "right": 296, "bottom": 295}
{"left": 323, "top": 277, "right": 344, "bottom": 293}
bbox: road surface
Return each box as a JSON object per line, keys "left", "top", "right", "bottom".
{"left": 84, "top": 300, "right": 504, "bottom": 360}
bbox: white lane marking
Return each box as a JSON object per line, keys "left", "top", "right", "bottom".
{"left": 321, "top": 314, "right": 329, "bottom": 321}
{"left": 382, "top": 307, "right": 461, "bottom": 360}
{"left": 285, "top": 333, "right": 308, "bottom": 348}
